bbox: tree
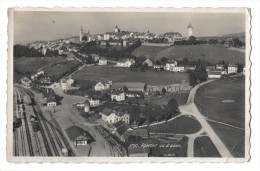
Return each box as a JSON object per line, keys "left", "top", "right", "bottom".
{"left": 161, "top": 57, "right": 168, "bottom": 65}
{"left": 162, "top": 87, "right": 167, "bottom": 94}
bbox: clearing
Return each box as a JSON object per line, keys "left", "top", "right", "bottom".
{"left": 194, "top": 136, "right": 221, "bottom": 157}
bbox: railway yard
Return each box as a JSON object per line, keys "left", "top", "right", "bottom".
{"left": 13, "top": 86, "right": 75, "bottom": 157}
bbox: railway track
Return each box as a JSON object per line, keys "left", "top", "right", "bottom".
{"left": 16, "top": 85, "right": 75, "bottom": 157}
{"left": 16, "top": 86, "right": 53, "bottom": 156}
{"left": 47, "top": 111, "right": 75, "bottom": 156}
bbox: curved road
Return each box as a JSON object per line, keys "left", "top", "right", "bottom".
{"left": 179, "top": 80, "right": 232, "bottom": 158}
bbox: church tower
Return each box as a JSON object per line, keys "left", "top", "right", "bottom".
{"left": 79, "top": 26, "right": 84, "bottom": 42}
{"left": 187, "top": 23, "right": 193, "bottom": 37}
{"left": 114, "top": 25, "right": 120, "bottom": 33}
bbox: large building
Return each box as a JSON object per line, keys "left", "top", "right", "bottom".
{"left": 100, "top": 108, "right": 130, "bottom": 124}
{"left": 187, "top": 23, "right": 193, "bottom": 37}
{"left": 228, "top": 63, "right": 238, "bottom": 74}
{"left": 79, "top": 26, "right": 91, "bottom": 43}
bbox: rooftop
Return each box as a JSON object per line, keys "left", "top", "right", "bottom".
{"left": 65, "top": 125, "right": 92, "bottom": 141}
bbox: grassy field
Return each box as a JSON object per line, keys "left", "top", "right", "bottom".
{"left": 147, "top": 116, "right": 202, "bottom": 134}
{"left": 132, "top": 45, "right": 245, "bottom": 65}
{"left": 14, "top": 57, "right": 66, "bottom": 75}
{"left": 72, "top": 65, "right": 189, "bottom": 85}
{"left": 195, "top": 76, "right": 245, "bottom": 128}
{"left": 43, "top": 60, "right": 81, "bottom": 80}
{"left": 208, "top": 122, "right": 245, "bottom": 157}
{"left": 195, "top": 76, "right": 245, "bottom": 157}
{"left": 194, "top": 136, "right": 221, "bottom": 157}
{"left": 148, "top": 93, "right": 189, "bottom": 106}
{"left": 131, "top": 45, "right": 169, "bottom": 59}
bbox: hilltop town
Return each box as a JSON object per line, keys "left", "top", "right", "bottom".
{"left": 13, "top": 22, "right": 246, "bottom": 158}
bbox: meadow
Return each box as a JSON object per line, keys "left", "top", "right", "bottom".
{"left": 132, "top": 45, "right": 245, "bottom": 65}
{"left": 72, "top": 65, "right": 189, "bottom": 86}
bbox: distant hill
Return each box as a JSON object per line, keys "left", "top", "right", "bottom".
{"left": 222, "top": 32, "right": 245, "bottom": 38}
{"left": 197, "top": 32, "right": 246, "bottom": 41}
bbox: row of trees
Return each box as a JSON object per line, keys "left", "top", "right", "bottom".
{"left": 14, "top": 45, "right": 62, "bottom": 58}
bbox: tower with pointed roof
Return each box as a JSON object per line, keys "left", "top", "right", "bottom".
{"left": 79, "top": 26, "right": 84, "bottom": 42}
{"left": 114, "top": 25, "right": 120, "bottom": 33}
{"left": 187, "top": 23, "right": 193, "bottom": 37}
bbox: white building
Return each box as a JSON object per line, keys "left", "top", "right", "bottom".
{"left": 228, "top": 63, "right": 238, "bottom": 74}
{"left": 88, "top": 98, "right": 100, "bottom": 107}
{"left": 100, "top": 108, "right": 130, "bottom": 124}
{"left": 94, "top": 81, "right": 112, "bottom": 91}
{"left": 111, "top": 91, "right": 125, "bottom": 101}
{"left": 208, "top": 71, "right": 222, "bottom": 79}
{"left": 116, "top": 58, "right": 135, "bottom": 67}
{"left": 60, "top": 78, "right": 74, "bottom": 91}
{"left": 98, "top": 58, "right": 108, "bottom": 65}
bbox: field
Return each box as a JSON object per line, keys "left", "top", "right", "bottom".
{"left": 194, "top": 136, "right": 221, "bottom": 157}
{"left": 208, "top": 122, "right": 245, "bottom": 157}
{"left": 148, "top": 93, "right": 189, "bottom": 106}
{"left": 43, "top": 60, "right": 81, "bottom": 80}
{"left": 147, "top": 116, "right": 202, "bottom": 134}
{"left": 73, "top": 65, "right": 189, "bottom": 85}
{"left": 132, "top": 45, "right": 245, "bottom": 65}
{"left": 195, "top": 77, "right": 245, "bottom": 128}
{"left": 14, "top": 57, "right": 66, "bottom": 75}
{"left": 194, "top": 76, "right": 245, "bottom": 157}
{"left": 131, "top": 45, "right": 169, "bottom": 59}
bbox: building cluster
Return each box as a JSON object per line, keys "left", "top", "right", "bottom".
{"left": 207, "top": 63, "right": 239, "bottom": 79}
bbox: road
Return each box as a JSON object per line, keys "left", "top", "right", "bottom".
{"left": 179, "top": 80, "right": 232, "bottom": 158}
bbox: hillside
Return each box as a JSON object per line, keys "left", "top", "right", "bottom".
{"left": 132, "top": 45, "right": 245, "bottom": 65}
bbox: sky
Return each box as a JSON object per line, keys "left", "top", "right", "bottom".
{"left": 13, "top": 11, "right": 246, "bottom": 42}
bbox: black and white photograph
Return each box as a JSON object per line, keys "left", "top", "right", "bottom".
{"left": 7, "top": 8, "right": 250, "bottom": 162}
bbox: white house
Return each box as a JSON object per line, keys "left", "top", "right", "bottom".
{"left": 100, "top": 108, "right": 130, "bottom": 124}
{"left": 98, "top": 58, "right": 108, "bottom": 65}
{"left": 88, "top": 98, "right": 100, "bottom": 107}
{"left": 116, "top": 58, "right": 135, "bottom": 67}
{"left": 111, "top": 91, "right": 125, "bottom": 101}
{"left": 165, "top": 60, "right": 177, "bottom": 71}
{"left": 60, "top": 77, "right": 74, "bottom": 91}
{"left": 94, "top": 81, "right": 112, "bottom": 91}
{"left": 208, "top": 71, "right": 222, "bottom": 79}
{"left": 228, "top": 63, "right": 238, "bottom": 74}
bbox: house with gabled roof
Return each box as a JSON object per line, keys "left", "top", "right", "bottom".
{"left": 100, "top": 108, "right": 130, "bottom": 124}
{"left": 94, "top": 80, "right": 112, "bottom": 91}
{"left": 65, "top": 126, "right": 92, "bottom": 146}
{"left": 116, "top": 58, "right": 135, "bottom": 67}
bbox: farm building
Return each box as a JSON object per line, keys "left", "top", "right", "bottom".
{"left": 111, "top": 82, "right": 146, "bottom": 92}
{"left": 143, "top": 59, "right": 153, "bottom": 67}
{"left": 146, "top": 83, "right": 192, "bottom": 93}
{"left": 65, "top": 126, "right": 92, "bottom": 146}
{"left": 128, "top": 147, "right": 150, "bottom": 157}
{"left": 100, "top": 108, "right": 130, "bottom": 124}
